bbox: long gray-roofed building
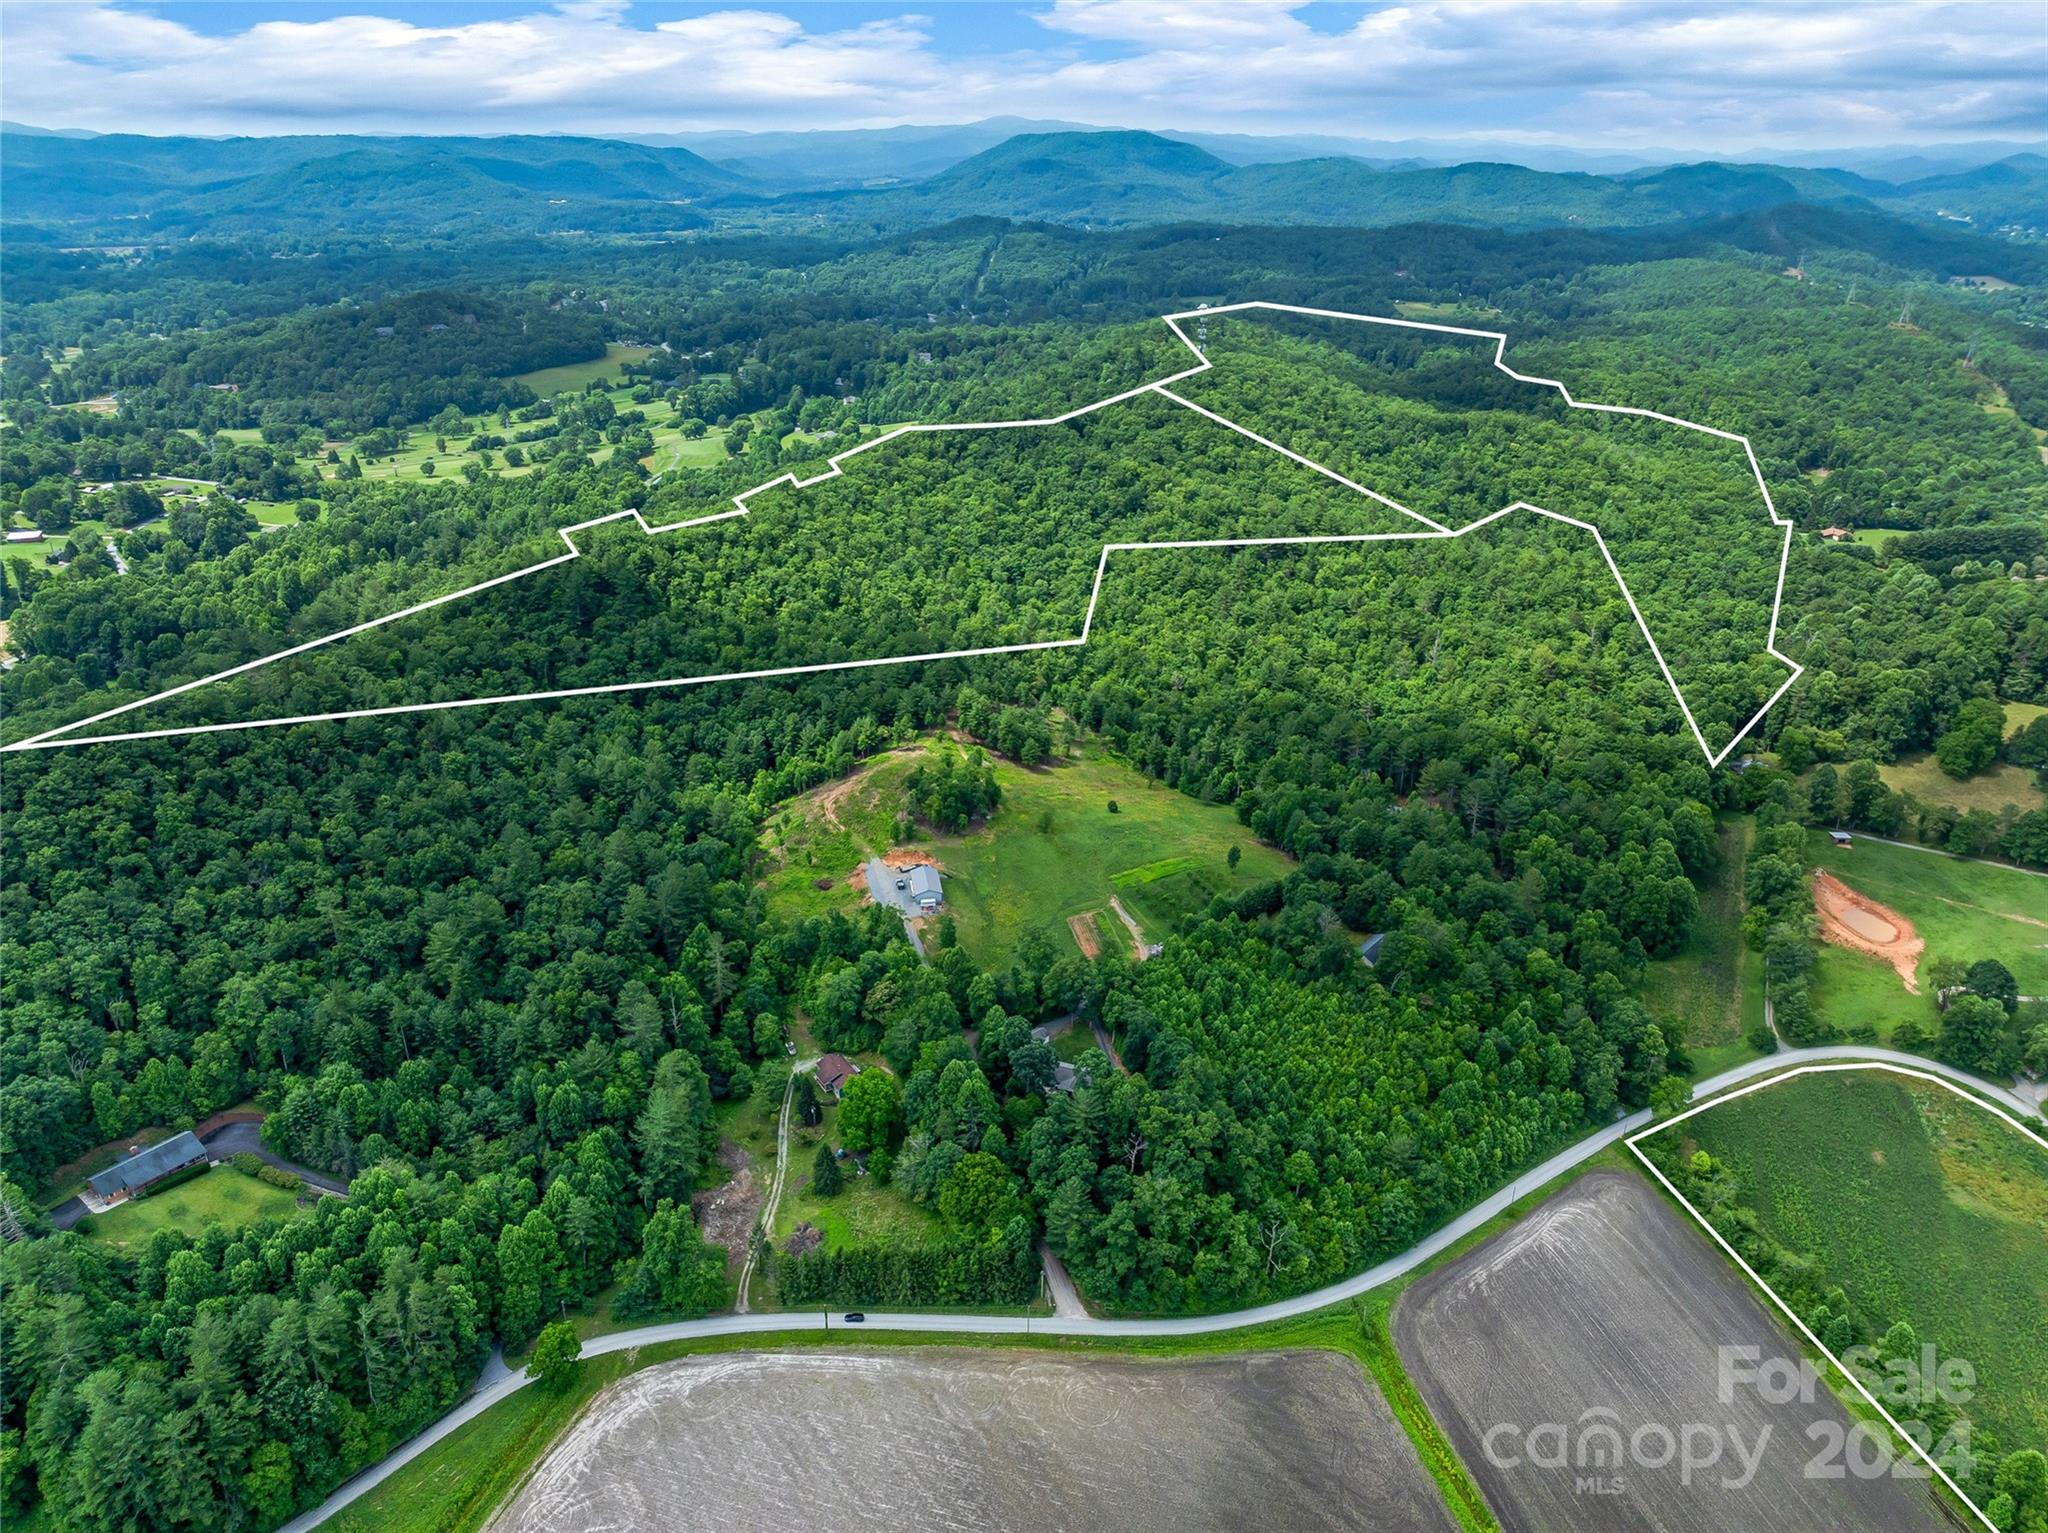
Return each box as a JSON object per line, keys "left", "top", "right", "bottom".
{"left": 86, "top": 1131, "right": 209, "bottom": 1205}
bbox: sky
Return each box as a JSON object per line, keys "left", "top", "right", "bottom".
{"left": 2, "top": 0, "right": 2043, "bottom": 152}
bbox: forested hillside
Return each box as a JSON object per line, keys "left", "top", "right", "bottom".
{"left": 3, "top": 178, "right": 2046, "bottom": 1533}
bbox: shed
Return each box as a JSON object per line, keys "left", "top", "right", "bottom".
{"left": 5, "top": 529, "right": 45, "bottom": 544}
{"left": 816, "top": 1053, "right": 862, "bottom": 1099}
{"left": 1358, "top": 932, "right": 1387, "bottom": 967}
{"left": 1819, "top": 527, "right": 1853, "bottom": 541}
{"left": 87, "top": 1131, "right": 208, "bottom": 1203}
{"left": 1829, "top": 830, "right": 1854, "bottom": 848}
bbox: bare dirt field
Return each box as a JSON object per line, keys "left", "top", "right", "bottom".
{"left": 1393, "top": 1173, "right": 1949, "bottom": 1533}
{"left": 488, "top": 1348, "right": 1456, "bottom": 1533}
{"left": 1067, "top": 910, "right": 1104, "bottom": 958}
{"left": 1814, "top": 870, "right": 1924, "bottom": 991}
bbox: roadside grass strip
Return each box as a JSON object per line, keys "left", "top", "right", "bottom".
{"left": 6, "top": 302, "right": 1797, "bottom": 761}
{"left": 1627, "top": 1062, "right": 2048, "bottom": 1533}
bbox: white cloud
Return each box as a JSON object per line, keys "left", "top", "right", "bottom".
{"left": 0, "top": 0, "right": 2039, "bottom": 149}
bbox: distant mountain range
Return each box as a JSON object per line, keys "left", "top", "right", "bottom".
{"left": 4, "top": 121, "right": 2043, "bottom": 243}
{"left": 0, "top": 132, "right": 739, "bottom": 237}
{"left": 775, "top": 131, "right": 2048, "bottom": 236}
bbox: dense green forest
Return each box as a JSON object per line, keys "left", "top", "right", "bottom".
{"left": 3, "top": 163, "right": 2047, "bottom": 1533}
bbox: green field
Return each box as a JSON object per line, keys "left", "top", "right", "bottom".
{"left": 775, "top": 1171, "right": 937, "bottom": 1258}
{"left": 2003, "top": 700, "right": 2047, "bottom": 738}
{"left": 508, "top": 342, "right": 655, "bottom": 397}
{"left": 1809, "top": 832, "right": 2048, "bottom": 1018}
{"left": 1879, "top": 750, "right": 2046, "bottom": 816}
{"left": 1680, "top": 1070, "right": 2048, "bottom": 1456}
{"left": 759, "top": 738, "right": 1294, "bottom": 965}
{"left": 642, "top": 423, "right": 732, "bottom": 475}
{"left": 78, "top": 1166, "right": 304, "bottom": 1250}
{"left": 936, "top": 747, "right": 1293, "bottom": 963}
{"left": 1641, "top": 817, "right": 1767, "bottom": 1076}
{"left": 1810, "top": 945, "right": 1928, "bottom": 1042}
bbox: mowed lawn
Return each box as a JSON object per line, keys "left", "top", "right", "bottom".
{"left": 1808, "top": 831, "right": 2048, "bottom": 1007}
{"left": 1641, "top": 817, "right": 1765, "bottom": 1077}
{"left": 80, "top": 1166, "right": 304, "bottom": 1250}
{"left": 917, "top": 745, "right": 1291, "bottom": 965}
{"left": 1682, "top": 1070, "right": 2048, "bottom": 1455}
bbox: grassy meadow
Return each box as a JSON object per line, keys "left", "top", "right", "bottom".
{"left": 758, "top": 736, "right": 1294, "bottom": 966}
{"left": 508, "top": 342, "right": 655, "bottom": 396}
{"left": 918, "top": 745, "right": 1292, "bottom": 965}
{"left": 1879, "top": 751, "right": 2046, "bottom": 817}
{"left": 1681, "top": 1070, "right": 2048, "bottom": 1456}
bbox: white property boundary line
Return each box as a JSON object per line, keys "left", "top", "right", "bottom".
{"left": 3, "top": 301, "right": 1800, "bottom": 759}
{"left": 1627, "top": 1062, "right": 2048, "bottom": 1533}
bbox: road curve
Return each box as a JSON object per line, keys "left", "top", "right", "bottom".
{"left": 281, "top": 1043, "right": 2037, "bottom": 1533}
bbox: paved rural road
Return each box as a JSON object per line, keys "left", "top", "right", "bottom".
{"left": 281, "top": 1043, "right": 2039, "bottom": 1533}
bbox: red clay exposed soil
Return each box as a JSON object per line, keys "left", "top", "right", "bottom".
{"left": 1068, "top": 912, "right": 1104, "bottom": 959}
{"left": 1813, "top": 870, "right": 1924, "bottom": 992}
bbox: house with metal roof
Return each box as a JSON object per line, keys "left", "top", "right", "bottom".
{"left": 86, "top": 1131, "right": 209, "bottom": 1206}
{"left": 901, "top": 864, "right": 943, "bottom": 911}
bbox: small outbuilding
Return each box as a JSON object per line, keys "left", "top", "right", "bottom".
{"left": 1358, "top": 932, "right": 1387, "bottom": 967}
{"left": 1819, "top": 526, "right": 1853, "bottom": 541}
{"left": 1829, "top": 830, "right": 1854, "bottom": 848}
{"left": 5, "top": 528, "right": 45, "bottom": 544}
{"left": 816, "top": 1053, "right": 862, "bottom": 1099}
{"left": 86, "top": 1131, "right": 208, "bottom": 1206}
